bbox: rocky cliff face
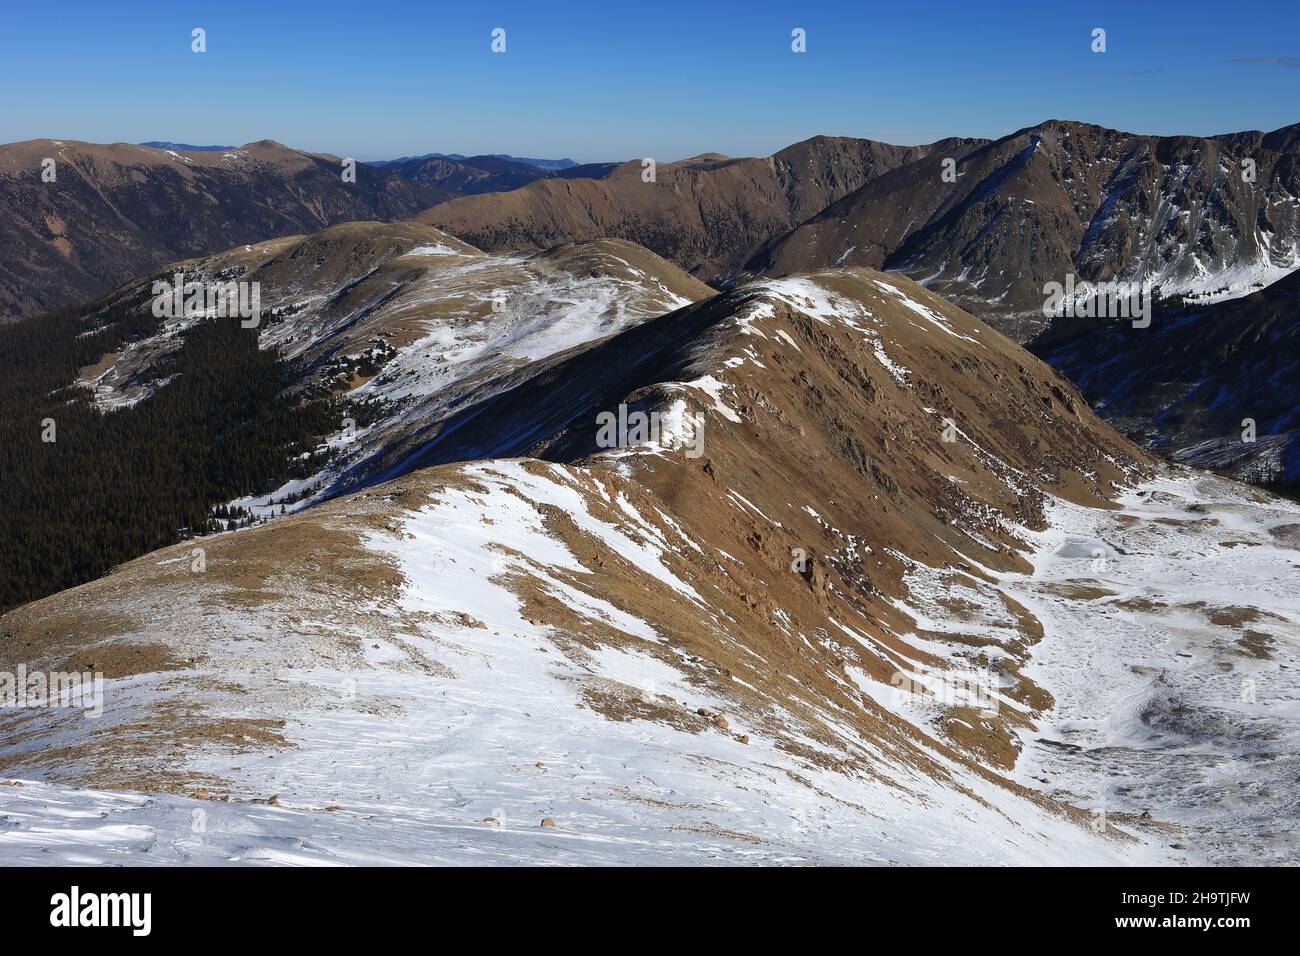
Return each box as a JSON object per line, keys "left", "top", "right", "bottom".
{"left": 747, "top": 121, "right": 1300, "bottom": 339}
{"left": 1032, "top": 266, "right": 1300, "bottom": 481}
{"left": 417, "top": 136, "right": 956, "bottom": 284}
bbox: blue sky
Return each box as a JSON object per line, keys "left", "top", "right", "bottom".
{"left": 2, "top": 0, "right": 1297, "bottom": 162}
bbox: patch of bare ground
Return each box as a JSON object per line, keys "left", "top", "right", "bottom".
{"left": 77, "top": 349, "right": 122, "bottom": 382}
{"left": 670, "top": 822, "right": 764, "bottom": 845}
{"left": 1268, "top": 523, "right": 1300, "bottom": 549}
{"left": 571, "top": 678, "right": 710, "bottom": 734}
{"left": 1039, "top": 580, "right": 1118, "bottom": 601}
{"left": 1236, "top": 631, "right": 1276, "bottom": 659}
{"left": 1203, "top": 604, "right": 1284, "bottom": 629}
{"left": 942, "top": 707, "right": 1022, "bottom": 771}
{"left": 1155, "top": 516, "right": 1221, "bottom": 528}
{"left": 1112, "top": 595, "right": 1170, "bottom": 614}
{"left": 608, "top": 787, "right": 709, "bottom": 811}
{"left": 58, "top": 642, "right": 189, "bottom": 679}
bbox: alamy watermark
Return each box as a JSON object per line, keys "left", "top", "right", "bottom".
{"left": 151, "top": 272, "right": 261, "bottom": 328}
{"left": 50, "top": 886, "right": 150, "bottom": 936}
{"left": 1, "top": 665, "right": 103, "bottom": 718}
{"left": 890, "top": 664, "right": 1000, "bottom": 717}
{"left": 595, "top": 403, "right": 704, "bottom": 458}
{"left": 1042, "top": 273, "right": 1152, "bottom": 328}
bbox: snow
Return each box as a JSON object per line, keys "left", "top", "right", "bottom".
{"left": 679, "top": 375, "right": 741, "bottom": 423}
{"left": 4, "top": 460, "right": 1182, "bottom": 866}
{"left": 401, "top": 243, "right": 469, "bottom": 257}
{"left": 17, "top": 462, "right": 1261, "bottom": 866}
{"left": 13, "top": 239, "right": 1298, "bottom": 866}
{"left": 871, "top": 279, "right": 984, "bottom": 345}
{"left": 230, "top": 246, "right": 698, "bottom": 516}
{"left": 751, "top": 275, "right": 914, "bottom": 385}
{"left": 1000, "top": 472, "right": 1300, "bottom": 864}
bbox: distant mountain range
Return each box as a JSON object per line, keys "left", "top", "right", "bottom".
{"left": 384, "top": 153, "right": 613, "bottom": 196}
{"left": 140, "top": 145, "right": 581, "bottom": 168}
{"left": 0, "top": 139, "right": 452, "bottom": 319}
{"left": 138, "top": 141, "right": 233, "bottom": 151}
{"left": 369, "top": 152, "right": 579, "bottom": 170}
{"left": 7, "top": 120, "right": 1299, "bottom": 335}
{"left": 0, "top": 140, "right": 595, "bottom": 319}
{"left": 417, "top": 135, "right": 951, "bottom": 290}
{"left": 419, "top": 119, "right": 1300, "bottom": 339}
{"left": 746, "top": 120, "right": 1300, "bottom": 339}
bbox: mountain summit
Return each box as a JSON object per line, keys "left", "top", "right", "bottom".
{"left": 748, "top": 120, "right": 1300, "bottom": 337}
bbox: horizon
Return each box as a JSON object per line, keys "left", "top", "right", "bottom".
{"left": 2, "top": 0, "right": 1297, "bottom": 163}
{"left": 11, "top": 111, "right": 1300, "bottom": 168}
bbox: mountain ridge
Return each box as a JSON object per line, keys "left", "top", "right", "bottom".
{"left": 748, "top": 119, "right": 1300, "bottom": 338}
{"left": 417, "top": 134, "right": 961, "bottom": 284}
{"left": 0, "top": 257, "right": 1176, "bottom": 863}
{"left": 1030, "top": 266, "right": 1300, "bottom": 481}
{"left": 0, "top": 139, "right": 453, "bottom": 321}
{"left": 4, "top": 224, "right": 1299, "bottom": 865}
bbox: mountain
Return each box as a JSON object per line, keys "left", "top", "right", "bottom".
{"left": 15, "top": 119, "right": 1299, "bottom": 338}
{"left": 497, "top": 155, "right": 580, "bottom": 170}
{"left": 1030, "top": 266, "right": 1300, "bottom": 483}
{"left": 417, "top": 136, "right": 962, "bottom": 284}
{"left": 746, "top": 120, "right": 1300, "bottom": 339}
{"left": 0, "top": 140, "right": 453, "bottom": 320}
{"left": 5, "top": 258, "right": 1299, "bottom": 865}
{"left": 138, "top": 141, "right": 233, "bottom": 152}
{"left": 0, "top": 221, "right": 710, "bottom": 611}
{"left": 385, "top": 153, "right": 579, "bottom": 195}
{"left": 371, "top": 152, "right": 579, "bottom": 170}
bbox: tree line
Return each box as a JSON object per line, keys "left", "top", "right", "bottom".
{"left": 0, "top": 295, "right": 339, "bottom": 612}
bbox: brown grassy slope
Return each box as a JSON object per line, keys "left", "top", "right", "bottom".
{"left": 0, "top": 139, "right": 453, "bottom": 320}
{"left": 748, "top": 120, "right": 1300, "bottom": 339}
{"left": 417, "top": 136, "right": 969, "bottom": 283}
{"left": 0, "top": 266, "right": 1150, "bottom": 810}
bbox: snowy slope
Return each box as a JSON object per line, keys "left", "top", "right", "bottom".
{"left": 1006, "top": 473, "right": 1300, "bottom": 865}
{"left": 0, "top": 461, "right": 1177, "bottom": 867}
{"left": 4, "top": 268, "right": 1296, "bottom": 866}
{"left": 73, "top": 223, "right": 711, "bottom": 513}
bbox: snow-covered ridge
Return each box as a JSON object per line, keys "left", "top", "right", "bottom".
{"left": 72, "top": 226, "right": 708, "bottom": 519}
{"left": 8, "top": 454, "right": 1295, "bottom": 865}
{"left": 6, "top": 261, "right": 1294, "bottom": 867}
